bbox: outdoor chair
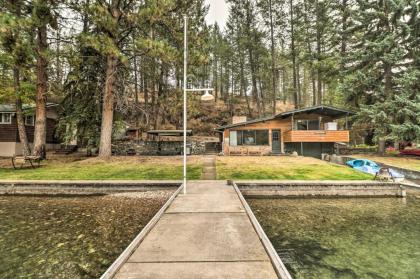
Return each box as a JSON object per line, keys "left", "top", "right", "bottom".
{"left": 374, "top": 167, "right": 393, "bottom": 182}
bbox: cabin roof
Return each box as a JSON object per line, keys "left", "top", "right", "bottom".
{"left": 216, "top": 116, "right": 275, "bottom": 130}
{"left": 0, "top": 103, "right": 58, "bottom": 113}
{"left": 274, "top": 105, "right": 355, "bottom": 119}
{"left": 147, "top": 130, "right": 193, "bottom": 136}
{"left": 216, "top": 105, "right": 355, "bottom": 130}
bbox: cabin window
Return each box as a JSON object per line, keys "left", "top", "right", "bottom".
{"left": 25, "top": 115, "right": 35, "bottom": 126}
{"left": 243, "top": 130, "right": 255, "bottom": 145}
{"left": 229, "top": 131, "right": 238, "bottom": 146}
{"left": 295, "top": 119, "right": 320, "bottom": 130}
{"left": 256, "top": 130, "right": 269, "bottom": 145}
{"left": 0, "top": 113, "right": 12, "bottom": 124}
{"left": 229, "top": 130, "right": 269, "bottom": 146}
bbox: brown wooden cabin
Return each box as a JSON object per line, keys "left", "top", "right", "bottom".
{"left": 216, "top": 105, "right": 354, "bottom": 158}
{"left": 0, "top": 103, "right": 59, "bottom": 157}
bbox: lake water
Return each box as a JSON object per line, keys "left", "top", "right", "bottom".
{"left": 0, "top": 192, "right": 172, "bottom": 278}
{"left": 248, "top": 196, "right": 420, "bottom": 279}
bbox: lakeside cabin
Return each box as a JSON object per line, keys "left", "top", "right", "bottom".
{"left": 0, "top": 103, "right": 59, "bottom": 157}
{"left": 216, "top": 105, "right": 354, "bottom": 158}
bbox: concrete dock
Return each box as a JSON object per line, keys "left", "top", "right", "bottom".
{"left": 112, "top": 181, "right": 282, "bottom": 278}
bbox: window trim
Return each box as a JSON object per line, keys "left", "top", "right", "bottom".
{"left": 0, "top": 113, "right": 12, "bottom": 124}
{"left": 294, "top": 119, "right": 320, "bottom": 130}
{"left": 229, "top": 129, "right": 270, "bottom": 146}
{"left": 25, "top": 115, "right": 35, "bottom": 126}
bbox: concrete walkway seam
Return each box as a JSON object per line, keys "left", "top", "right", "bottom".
{"left": 232, "top": 182, "right": 293, "bottom": 279}
{"left": 100, "top": 184, "right": 183, "bottom": 279}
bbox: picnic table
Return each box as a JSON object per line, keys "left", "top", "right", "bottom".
{"left": 11, "top": 155, "right": 42, "bottom": 169}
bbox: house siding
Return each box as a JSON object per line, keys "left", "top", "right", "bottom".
{"left": 0, "top": 116, "right": 58, "bottom": 144}
{"left": 283, "top": 130, "right": 349, "bottom": 142}
{"left": 221, "top": 114, "right": 350, "bottom": 156}
{"left": 223, "top": 118, "right": 291, "bottom": 155}
{"left": 0, "top": 114, "right": 59, "bottom": 157}
{"left": 0, "top": 121, "right": 18, "bottom": 142}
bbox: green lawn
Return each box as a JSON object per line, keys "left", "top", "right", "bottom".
{"left": 0, "top": 156, "right": 202, "bottom": 180}
{"left": 217, "top": 156, "right": 373, "bottom": 180}
{"left": 0, "top": 155, "right": 373, "bottom": 181}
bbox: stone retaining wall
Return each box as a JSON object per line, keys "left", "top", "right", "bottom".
{"left": 112, "top": 141, "right": 207, "bottom": 155}
{"left": 236, "top": 181, "right": 406, "bottom": 198}
{"left": 0, "top": 181, "right": 180, "bottom": 195}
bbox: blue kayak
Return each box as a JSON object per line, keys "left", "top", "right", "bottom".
{"left": 346, "top": 159, "right": 405, "bottom": 180}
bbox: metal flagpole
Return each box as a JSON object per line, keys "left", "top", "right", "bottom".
{"left": 183, "top": 15, "right": 187, "bottom": 195}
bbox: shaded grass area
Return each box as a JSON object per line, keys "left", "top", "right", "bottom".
{"left": 216, "top": 156, "right": 373, "bottom": 180}
{"left": 352, "top": 154, "right": 420, "bottom": 171}
{"left": 0, "top": 156, "right": 202, "bottom": 180}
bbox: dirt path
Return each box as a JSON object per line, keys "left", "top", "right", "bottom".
{"left": 200, "top": 156, "right": 216, "bottom": 180}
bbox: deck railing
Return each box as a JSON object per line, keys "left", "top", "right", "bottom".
{"left": 283, "top": 130, "right": 350, "bottom": 143}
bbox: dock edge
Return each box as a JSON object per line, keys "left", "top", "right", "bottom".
{"left": 100, "top": 184, "right": 183, "bottom": 279}
{"left": 232, "top": 181, "right": 293, "bottom": 279}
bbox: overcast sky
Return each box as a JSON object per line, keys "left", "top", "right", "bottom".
{"left": 205, "top": 0, "right": 229, "bottom": 29}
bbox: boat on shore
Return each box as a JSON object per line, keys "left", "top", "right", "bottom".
{"left": 346, "top": 159, "right": 405, "bottom": 182}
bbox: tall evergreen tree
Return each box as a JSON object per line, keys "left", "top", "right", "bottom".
{"left": 32, "top": 0, "right": 57, "bottom": 156}
{"left": 345, "top": 0, "right": 419, "bottom": 153}
{"left": 0, "top": 0, "right": 34, "bottom": 155}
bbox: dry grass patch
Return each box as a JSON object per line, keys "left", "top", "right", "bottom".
{"left": 0, "top": 155, "right": 203, "bottom": 180}
{"left": 351, "top": 154, "right": 420, "bottom": 171}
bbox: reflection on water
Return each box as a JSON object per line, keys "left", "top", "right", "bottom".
{"left": 248, "top": 196, "right": 420, "bottom": 279}
{"left": 0, "top": 193, "right": 171, "bottom": 278}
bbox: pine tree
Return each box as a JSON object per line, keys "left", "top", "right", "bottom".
{"left": 346, "top": 0, "right": 419, "bottom": 153}
{"left": 0, "top": 0, "right": 35, "bottom": 156}
{"left": 32, "top": 0, "right": 58, "bottom": 156}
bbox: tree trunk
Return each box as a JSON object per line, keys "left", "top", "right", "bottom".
{"left": 258, "top": 76, "right": 266, "bottom": 115}
{"left": 144, "top": 79, "right": 148, "bottom": 112}
{"left": 239, "top": 50, "right": 252, "bottom": 117}
{"left": 13, "top": 67, "right": 31, "bottom": 156}
{"left": 290, "top": 0, "right": 298, "bottom": 109}
{"left": 98, "top": 54, "right": 117, "bottom": 157}
{"left": 340, "top": 0, "right": 348, "bottom": 73}
{"left": 312, "top": 71, "right": 316, "bottom": 105}
{"left": 378, "top": 138, "right": 386, "bottom": 155}
{"left": 316, "top": 0, "right": 323, "bottom": 105}
{"left": 33, "top": 24, "right": 48, "bottom": 156}
{"left": 214, "top": 57, "right": 218, "bottom": 101}
{"left": 249, "top": 49, "right": 260, "bottom": 116}
{"left": 133, "top": 46, "right": 139, "bottom": 126}
{"left": 220, "top": 62, "right": 224, "bottom": 100}
{"left": 12, "top": 2, "right": 30, "bottom": 156}
{"left": 297, "top": 62, "right": 302, "bottom": 106}
{"left": 282, "top": 68, "right": 287, "bottom": 104}
{"left": 269, "top": 0, "right": 277, "bottom": 114}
